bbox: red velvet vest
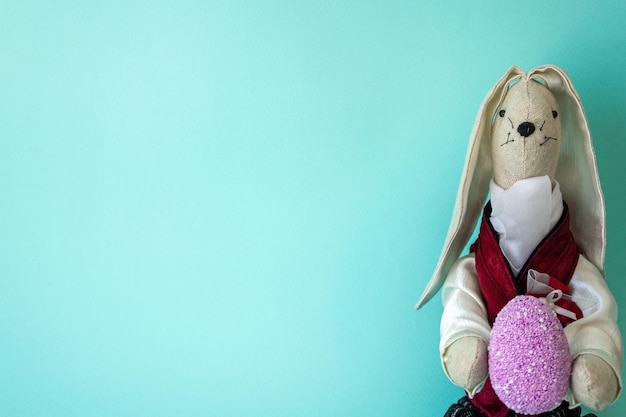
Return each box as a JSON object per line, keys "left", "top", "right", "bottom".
{"left": 468, "top": 202, "right": 581, "bottom": 417}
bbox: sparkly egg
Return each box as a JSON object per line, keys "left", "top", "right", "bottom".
{"left": 488, "top": 295, "right": 571, "bottom": 415}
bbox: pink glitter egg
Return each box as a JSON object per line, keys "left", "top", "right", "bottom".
{"left": 488, "top": 295, "right": 571, "bottom": 415}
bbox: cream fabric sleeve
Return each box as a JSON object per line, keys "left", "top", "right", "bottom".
{"left": 440, "top": 254, "right": 491, "bottom": 396}
{"left": 564, "top": 255, "right": 623, "bottom": 407}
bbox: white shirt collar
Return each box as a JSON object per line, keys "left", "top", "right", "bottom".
{"left": 489, "top": 175, "right": 563, "bottom": 276}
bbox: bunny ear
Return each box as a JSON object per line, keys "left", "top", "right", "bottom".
{"left": 529, "top": 65, "right": 606, "bottom": 273}
{"left": 415, "top": 66, "right": 525, "bottom": 309}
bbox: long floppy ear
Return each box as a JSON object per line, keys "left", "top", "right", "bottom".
{"left": 415, "top": 66, "right": 525, "bottom": 309}
{"left": 529, "top": 65, "right": 606, "bottom": 274}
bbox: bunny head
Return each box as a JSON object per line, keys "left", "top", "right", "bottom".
{"left": 491, "top": 78, "right": 562, "bottom": 189}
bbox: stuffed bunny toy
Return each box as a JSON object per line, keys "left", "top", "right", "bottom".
{"left": 416, "top": 65, "right": 623, "bottom": 417}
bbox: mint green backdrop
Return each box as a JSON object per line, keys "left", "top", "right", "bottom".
{"left": 1, "top": 1, "right": 625, "bottom": 416}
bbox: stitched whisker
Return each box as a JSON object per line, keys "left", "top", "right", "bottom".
{"left": 501, "top": 132, "right": 514, "bottom": 146}
{"left": 540, "top": 136, "right": 558, "bottom": 146}
{"left": 507, "top": 117, "right": 514, "bottom": 129}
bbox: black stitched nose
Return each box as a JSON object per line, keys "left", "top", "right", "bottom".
{"left": 517, "top": 122, "right": 536, "bottom": 137}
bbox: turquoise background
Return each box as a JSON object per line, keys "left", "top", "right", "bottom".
{"left": 1, "top": 1, "right": 625, "bottom": 416}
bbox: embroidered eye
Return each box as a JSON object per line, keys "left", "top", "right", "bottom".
{"left": 499, "top": 110, "right": 506, "bottom": 117}
{"left": 552, "top": 110, "right": 558, "bottom": 118}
